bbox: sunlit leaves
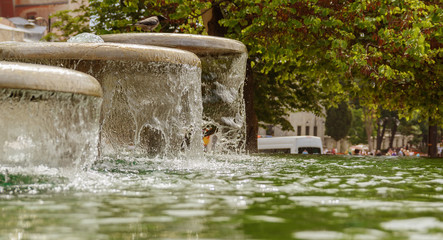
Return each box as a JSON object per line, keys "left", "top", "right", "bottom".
{"left": 333, "top": 0, "right": 442, "bottom": 124}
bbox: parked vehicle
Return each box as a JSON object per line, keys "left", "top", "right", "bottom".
{"left": 257, "top": 136, "right": 323, "bottom": 154}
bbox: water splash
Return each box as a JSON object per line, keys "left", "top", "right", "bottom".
{"left": 67, "top": 33, "right": 104, "bottom": 43}
{"left": 0, "top": 89, "right": 101, "bottom": 171}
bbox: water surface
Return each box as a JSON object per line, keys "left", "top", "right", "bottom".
{"left": 1, "top": 155, "right": 443, "bottom": 239}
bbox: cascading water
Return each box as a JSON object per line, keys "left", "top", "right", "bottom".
{"left": 98, "top": 60, "right": 203, "bottom": 158}
{"left": 0, "top": 61, "right": 102, "bottom": 170}
{"left": 100, "top": 33, "right": 248, "bottom": 153}
{"left": 0, "top": 90, "right": 101, "bottom": 168}
{"left": 199, "top": 53, "right": 248, "bottom": 152}
{"left": 0, "top": 42, "right": 203, "bottom": 158}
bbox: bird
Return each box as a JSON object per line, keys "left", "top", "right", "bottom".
{"left": 134, "top": 15, "right": 167, "bottom": 32}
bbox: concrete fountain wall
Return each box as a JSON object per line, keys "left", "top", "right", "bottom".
{"left": 0, "top": 61, "right": 102, "bottom": 169}
{"left": 101, "top": 33, "right": 248, "bottom": 153}
{"left": 0, "top": 42, "right": 203, "bottom": 158}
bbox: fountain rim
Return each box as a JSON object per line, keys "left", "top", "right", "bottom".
{"left": 100, "top": 33, "right": 247, "bottom": 56}
{"left": 0, "top": 61, "right": 103, "bottom": 97}
{"left": 0, "top": 42, "right": 201, "bottom": 67}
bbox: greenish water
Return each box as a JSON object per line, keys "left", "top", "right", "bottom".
{"left": 1, "top": 155, "right": 443, "bottom": 240}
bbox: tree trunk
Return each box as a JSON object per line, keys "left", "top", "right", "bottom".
{"left": 376, "top": 119, "right": 387, "bottom": 150}
{"left": 201, "top": 5, "right": 227, "bottom": 37}
{"left": 244, "top": 61, "right": 258, "bottom": 152}
{"left": 428, "top": 118, "right": 438, "bottom": 158}
{"left": 336, "top": 140, "right": 339, "bottom": 153}
{"left": 339, "top": 139, "right": 348, "bottom": 154}
{"left": 389, "top": 119, "right": 398, "bottom": 149}
{"left": 363, "top": 107, "right": 374, "bottom": 152}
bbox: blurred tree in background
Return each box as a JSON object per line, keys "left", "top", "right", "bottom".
{"left": 325, "top": 101, "right": 352, "bottom": 151}
{"left": 333, "top": 0, "right": 442, "bottom": 156}
{"left": 348, "top": 107, "right": 367, "bottom": 145}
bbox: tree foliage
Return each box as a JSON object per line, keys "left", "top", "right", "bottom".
{"left": 218, "top": 0, "right": 348, "bottom": 130}
{"left": 43, "top": 0, "right": 91, "bottom": 41}
{"left": 327, "top": 0, "right": 443, "bottom": 125}
{"left": 325, "top": 101, "right": 353, "bottom": 141}
{"left": 348, "top": 107, "right": 367, "bottom": 145}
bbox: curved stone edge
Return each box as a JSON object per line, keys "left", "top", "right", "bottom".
{"left": 0, "top": 42, "right": 201, "bottom": 68}
{"left": 0, "top": 61, "right": 103, "bottom": 97}
{"left": 100, "top": 33, "right": 248, "bottom": 55}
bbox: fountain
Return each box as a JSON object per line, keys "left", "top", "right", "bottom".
{"left": 0, "top": 42, "right": 203, "bottom": 158}
{"left": 1, "top": 34, "right": 443, "bottom": 240}
{"left": 0, "top": 61, "right": 102, "bottom": 169}
{"left": 101, "top": 33, "right": 248, "bottom": 153}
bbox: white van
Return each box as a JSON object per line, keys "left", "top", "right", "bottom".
{"left": 257, "top": 136, "right": 323, "bottom": 154}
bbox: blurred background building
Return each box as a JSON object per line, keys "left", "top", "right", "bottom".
{"left": 258, "top": 111, "right": 411, "bottom": 154}
{"left": 0, "top": 0, "right": 81, "bottom": 41}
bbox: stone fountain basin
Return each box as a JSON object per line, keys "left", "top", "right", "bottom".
{"left": 101, "top": 33, "right": 248, "bottom": 152}
{"left": 0, "top": 42, "right": 203, "bottom": 157}
{"left": 0, "top": 61, "right": 102, "bottom": 169}
{"left": 100, "top": 33, "right": 247, "bottom": 56}
{"left": 0, "top": 60, "right": 102, "bottom": 97}
{"left": 0, "top": 42, "right": 201, "bottom": 66}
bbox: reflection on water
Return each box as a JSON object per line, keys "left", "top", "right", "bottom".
{"left": 1, "top": 155, "right": 443, "bottom": 239}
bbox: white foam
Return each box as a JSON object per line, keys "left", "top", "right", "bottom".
{"left": 248, "top": 215, "right": 285, "bottom": 223}
{"left": 163, "top": 209, "right": 213, "bottom": 217}
{"left": 381, "top": 217, "right": 443, "bottom": 232}
{"left": 428, "top": 179, "right": 443, "bottom": 184}
{"left": 356, "top": 180, "right": 378, "bottom": 187}
{"left": 313, "top": 181, "right": 330, "bottom": 187}
{"left": 293, "top": 231, "right": 344, "bottom": 240}
{"left": 80, "top": 217, "right": 140, "bottom": 225}
{"left": 409, "top": 233, "right": 443, "bottom": 240}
